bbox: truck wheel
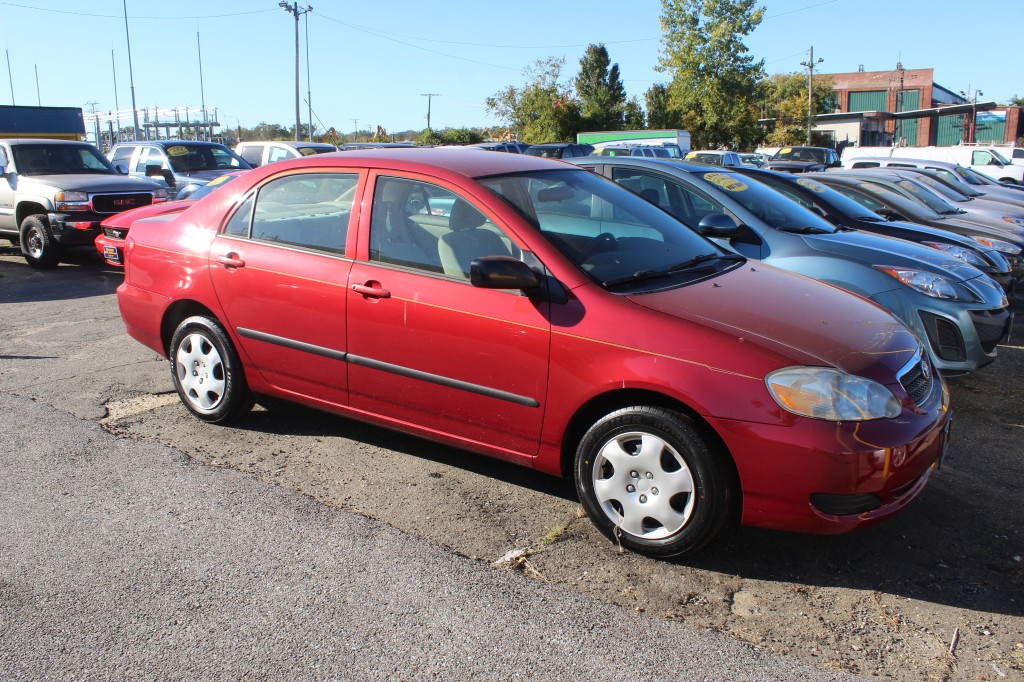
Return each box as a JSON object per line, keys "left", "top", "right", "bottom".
{"left": 20, "top": 215, "right": 60, "bottom": 269}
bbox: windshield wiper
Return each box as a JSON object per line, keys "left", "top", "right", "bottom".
{"left": 602, "top": 253, "right": 743, "bottom": 288}
{"left": 777, "top": 225, "right": 830, "bottom": 234}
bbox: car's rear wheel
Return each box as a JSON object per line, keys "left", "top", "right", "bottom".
{"left": 20, "top": 215, "right": 60, "bottom": 269}
{"left": 574, "top": 406, "right": 734, "bottom": 558}
{"left": 169, "top": 316, "right": 252, "bottom": 423}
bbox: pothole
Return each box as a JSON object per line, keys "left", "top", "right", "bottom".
{"left": 100, "top": 393, "right": 180, "bottom": 425}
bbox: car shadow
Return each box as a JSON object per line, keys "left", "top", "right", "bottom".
{"left": 0, "top": 246, "right": 123, "bottom": 302}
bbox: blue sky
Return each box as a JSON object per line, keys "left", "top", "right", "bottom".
{"left": 2, "top": 0, "right": 1021, "bottom": 136}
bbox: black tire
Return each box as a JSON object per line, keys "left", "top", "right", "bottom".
{"left": 169, "top": 315, "right": 253, "bottom": 424}
{"left": 574, "top": 406, "right": 734, "bottom": 558}
{"left": 20, "top": 215, "right": 60, "bottom": 269}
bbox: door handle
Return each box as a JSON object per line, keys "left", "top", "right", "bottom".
{"left": 351, "top": 283, "right": 391, "bottom": 299}
{"left": 216, "top": 254, "right": 245, "bottom": 268}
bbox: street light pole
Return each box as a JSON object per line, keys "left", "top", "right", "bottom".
{"left": 800, "top": 47, "right": 823, "bottom": 146}
{"left": 280, "top": 2, "right": 310, "bottom": 142}
{"left": 304, "top": 7, "right": 313, "bottom": 142}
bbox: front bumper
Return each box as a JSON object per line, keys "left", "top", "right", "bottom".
{"left": 710, "top": 381, "right": 951, "bottom": 534}
{"left": 94, "top": 232, "right": 125, "bottom": 267}
{"left": 47, "top": 212, "right": 102, "bottom": 247}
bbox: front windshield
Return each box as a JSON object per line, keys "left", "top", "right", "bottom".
{"left": 766, "top": 175, "right": 884, "bottom": 221}
{"left": 847, "top": 181, "right": 943, "bottom": 220}
{"left": 164, "top": 144, "right": 251, "bottom": 173}
{"left": 885, "top": 178, "right": 961, "bottom": 214}
{"left": 480, "top": 169, "right": 739, "bottom": 291}
{"left": 952, "top": 166, "right": 986, "bottom": 185}
{"left": 991, "top": 149, "right": 1012, "bottom": 165}
{"left": 12, "top": 143, "right": 115, "bottom": 175}
{"left": 925, "top": 168, "right": 982, "bottom": 195}
{"left": 910, "top": 174, "right": 971, "bottom": 200}
{"left": 691, "top": 170, "right": 838, "bottom": 232}
{"left": 772, "top": 147, "right": 826, "bottom": 164}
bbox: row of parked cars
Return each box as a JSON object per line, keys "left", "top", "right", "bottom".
{"left": 3, "top": 135, "right": 1019, "bottom": 560}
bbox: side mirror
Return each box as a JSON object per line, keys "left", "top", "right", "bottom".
{"left": 697, "top": 212, "right": 740, "bottom": 238}
{"left": 470, "top": 256, "right": 542, "bottom": 291}
{"left": 146, "top": 163, "right": 175, "bottom": 187}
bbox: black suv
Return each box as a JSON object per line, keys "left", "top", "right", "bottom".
{"left": 764, "top": 146, "right": 840, "bottom": 173}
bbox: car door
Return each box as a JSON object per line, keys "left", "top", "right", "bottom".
{"left": 207, "top": 170, "right": 360, "bottom": 406}
{"left": 345, "top": 171, "right": 550, "bottom": 456}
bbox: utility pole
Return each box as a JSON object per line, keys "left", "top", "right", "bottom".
{"left": 421, "top": 93, "right": 439, "bottom": 130}
{"left": 800, "top": 47, "right": 823, "bottom": 146}
{"left": 351, "top": 119, "right": 359, "bottom": 143}
{"left": 123, "top": 0, "right": 140, "bottom": 140}
{"left": 6, "top": 49, "right": 14, "bottom": 105}
{"left": 280, "top": 2, "right": 310, "bottom": 142}
{"left": 304, "top": 7, "right": 313, "bottom": 141}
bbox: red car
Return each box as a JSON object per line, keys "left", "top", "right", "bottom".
{"left": 116, "top": 148, "right": 951, "bottom": 557}
{"left": 96, "top": 172, "right": 246, "bottom": 266}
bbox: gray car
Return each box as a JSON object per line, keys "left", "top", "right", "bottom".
{"left": 572, "top": 156, "right": 1011, "bottom": 375}
{"left": 108, "top": 140, "right": 252, "bottom": 200}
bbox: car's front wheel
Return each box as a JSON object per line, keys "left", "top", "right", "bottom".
{"left": 20, "top": 215, "right": 60, "bottom": 269}
{"left": 574, "top": 406, "right": 735, "bottom": 558}
{"left": 169, "top": 316, "right": 252, "bottom": 423}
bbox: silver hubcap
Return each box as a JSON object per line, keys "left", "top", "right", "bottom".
{"left": 175, "top": 333, "right": 226, "bottom": 412}
{"left": 592, "top": 431, "right": 695, "bottom": 540}
{"left": 25, "top": 227, "right": 43, "bottom": 258}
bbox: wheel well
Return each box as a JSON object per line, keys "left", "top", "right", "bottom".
{"left": 998, "top": 177, "right": 1019, "bottom": 185}
{"left": 560, "top": 389, "right": 742, "bottom": 523}
{"left": 160, "top": 300, "right": 220, "bottom": 355}
{"left": 16, "top": 203, "right": 47, "bottom": 226}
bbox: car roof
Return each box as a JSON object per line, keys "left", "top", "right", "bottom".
{"left": 114, "top": 140, "right": 230, "bottom": 148}
{"left": 3, "top": 138, "right": 94, "bottom": 146}
{"left": 258, "top": 146, "right": 568, "bottom": 179}
{"left": 238, "top": 140, "right": 335, "bottom": 149}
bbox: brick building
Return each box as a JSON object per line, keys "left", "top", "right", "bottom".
{"left": 810, "top": 66, "right": 1021, "bottom": 148}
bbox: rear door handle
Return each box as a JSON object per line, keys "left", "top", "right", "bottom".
{"left": 216, "top": 254, "right": 245, "bottom": 268}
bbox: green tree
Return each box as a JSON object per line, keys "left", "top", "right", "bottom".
{"left": 759, "top": 72, "right": 836, "bottom": 146}
{"left": 1010, "top": 94, "right": 1024, "bottom": 108}
{"left": 486, "top": 57, "right": 581, "bottom": 143}
{"left": 575, "top": 44, "right": 628, "bottom": 131}
{"left": 644, "top": 83, "right": 684, "bottom": 129}
{"left": 419, "top": 127, "right": 484, "bottom": 145}
{"left": 657, "top": 0, "right": 766, "bottom": 150}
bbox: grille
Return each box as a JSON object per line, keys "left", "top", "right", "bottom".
{"left": 92, "top": 193, "right": 153, "bottom": 214}
{"left": 899, "top": 357, "right": 933, "bottom": 407}
{"left": 969, "top": 309, "right": 1011, "bottom": 354}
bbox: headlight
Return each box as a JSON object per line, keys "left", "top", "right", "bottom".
{"left": 55, "top": 190, "right": 90, "bottom": 211}
{"left": 970, "top": 236, "right": 1022, "bottom": 255}
{"left": 875, "top": 266, "right": 977, "bottom": 301}
{"left": 1002, "top": 216, "right": 1024, "bottom": 228}
{"left": 921, "top": 241, "right": 988, "bottom": 268}
{"left": 766, "top": 367, "right": 901, "bottom": 421}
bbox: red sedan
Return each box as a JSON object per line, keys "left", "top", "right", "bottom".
{"left": 116, "top": 148, "right": 951, "bottom": 557}
{"left": 95, "top": 172, "right": 246, "bottom": 266}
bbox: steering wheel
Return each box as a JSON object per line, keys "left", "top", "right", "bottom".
{"left": 580, "top": 232, "right": 617, "bottom": 260}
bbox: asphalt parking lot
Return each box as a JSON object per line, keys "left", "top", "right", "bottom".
{"left": 1, "top": 244, "right": 1022, "bottom": 680}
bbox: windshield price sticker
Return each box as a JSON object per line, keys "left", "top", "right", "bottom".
{"left": 167, "top": 146, "right": 189, "bottom": 157}
{"left": 703, "top": 172, "right": 747, "bottom": 192}
{"left": 796, "top": 178, "right": 826, "bottom": 193}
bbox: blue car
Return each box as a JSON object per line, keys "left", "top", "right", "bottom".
{"left": 571, "top": 156, "right": 1011, "bottom": 375}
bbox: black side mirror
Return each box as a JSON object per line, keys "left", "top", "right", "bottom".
{"left": 470, "top": 256, "right": 542, "bottom": 291}
{"left": 146, "top": 163, "right": 175, "bottom": 187}
{"left": 697, "top": 212, "right": 740, "bottom": 238}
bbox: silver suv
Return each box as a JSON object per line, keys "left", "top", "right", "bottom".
{"left": 0, "top": 138, "right": 166, "bottom": 268}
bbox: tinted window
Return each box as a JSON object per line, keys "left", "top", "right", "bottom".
{"left": 164, "top": 144, "right": 250, "bottom": 172}
{"left": 247, "top": 173, "right": 356, "bottom": 254}
{"left": 237, "top": 144, "right": 264, "bottom": 166}
{"left": 13, "top": 143, "right": 116, "bottom": 175}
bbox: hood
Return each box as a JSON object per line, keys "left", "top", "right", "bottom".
{"left": 22, "top": 173, "right": 163, "bottom": 193}
{"left": 627, "top": 263, "right": 921, "bottom": 383}
{"left": 100, "top": 199, "right": 192, "bottom": 229}
{"left": 172, "top": 169, "right": 235, "bottom": 184}
{"left": 802, "top": 229, "right": 985, "bottom": 281}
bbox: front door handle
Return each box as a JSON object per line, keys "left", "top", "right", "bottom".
{"left": 216, "top": 254, "right": 245, "bottom": 269}
{"left": 351, "top": 282, "right": 391, "bottom": 299}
